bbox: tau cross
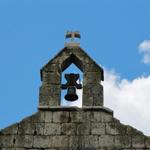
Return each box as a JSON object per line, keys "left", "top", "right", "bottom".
{"left": 65, "top": 31, "right": 81, "bottom": 42}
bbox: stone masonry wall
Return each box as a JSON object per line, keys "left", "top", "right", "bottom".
{"left": 1, "top": 107, "right": 150, "bottom": 150}
{"left": 39, "top": 46, "right": 104, "bottom": 108}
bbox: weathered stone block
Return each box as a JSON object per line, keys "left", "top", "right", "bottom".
{"left": 0, "top": 135, "right": 14, "bottom": 147}
{"left": 45, "top": 111, "right": 53, "bottom": 122}
{"left": 14, "top": 135, "right": 33, "bottom": 148}
{"left": 145, "top": 136, "right": 150, "bottom": 148}
{"left": 91, "top": 123, "right": 105, "bottom": 135}
{"left": 84, "top": 72, "right": 101, "bottom": 84}
{"left": 106, "top": 122, "right": 126, "bottom": 135}
{"left": 120, "top": 149, "right": 135, "bottom": 150}
{"left": 51, "top": 51, "right": 70, "bottom": 64}
{"left": 71, "top": 49, "right": 91, "bottom": 64}
{"left": 42, "top": 63, "right": 60, "bottom": 72}
{"left": 44, "top": 123, "right": 61, "bottom": 135}
{"left": 84, "top": 63, "right": 102, "bottom": 73}
{"left": 18, "top": 122, "right": 35, "bottom": 135}
{"left": 87, "top": 111, "right": 101, "bottom": 122}
{"left": 114, "top": 135, "right": 131, "bottom": 148}
{"left": 61, "top": 123, "right": 76, "bottom": 135}
{"left": 89, "top": 111, "right": 112, "bottom": 123}
{"left": 106, "top": 123, "right": 117, "bottom": 135}
{"left": 33, "top": 135, "right": 52, "bottom": 148}
{"left": 31, "top": 111, "right": 45, "bottom": 123}
{"left": 39, "top": 95, "right": 49, "bottom": 107}
{"left": 42, "top": 71, "right": 60, "bottom": 84}
{"left": 69, "top": 136, "right": 80, "bottom": 148}
{"left": 82, "top": 135, "right": 99, "bottom": 148}
{"left": 69, "top": 135, "right": 99, "bottom": 149}
{"left": 100, "top": 112, "right": 113, "bottom": 123}
{"left": 132, "top": 135, "right": 145, "bottom": 148}
{"left": 48, "top": 96, "right": 60, "bottom": 106}
{"left": 83, "top": 84, "right": 103, "bottom": 106}
{"left": 53, "top": 111, "right": 69, "bottom": 123}
{"left": 19, "top": 112, "right": 44, "bottom": 123}
{"left": 126, "top": 125, "right": 143, "bottom": 135}
{"left": 52, "top": 136, "right": 69, "bottom": 148}
{"left": 82, "top": 95, "right": 94, "bottom": 106}
{"left": 39, "top": 94, "right": 60, "bottom": 107}
{"left": 84, "top": 111, "right": 93, "bottom": 122}
{"left": 39, "top": 85, "right": 60, "bottom": 95}
{"left": 1, "top": 123, "right": 18, "bottom": 135}
{"left": 34, "top": 123, "right": 45, "bottom": 135}
{"left": 99, "top": 135, "right": 114, "bottom": 148}
{"left": 2, "top": 148, "right": 26, "bottom": 150}
{"left": 39, "top": 84, "right": 61, "bottom": 107}
{"left": 77, "top": 123, "right": 90, "bottom": 135}
{"left": 70, "top": 111, "right": 85, "bottom": 123}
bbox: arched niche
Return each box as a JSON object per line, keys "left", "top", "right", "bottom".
{"left": 61, "top": 63, "right": 83, "bottom": 107}
{"left": 39, "top": 46, "right": 104, "bottom": 109}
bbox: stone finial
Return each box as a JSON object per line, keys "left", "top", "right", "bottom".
{"left": 39, "top": 36, "right": 104, "bottom": 109}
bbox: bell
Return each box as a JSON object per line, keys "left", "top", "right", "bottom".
{"left": 65, "top": 86, "right": 78, "bottom": 101}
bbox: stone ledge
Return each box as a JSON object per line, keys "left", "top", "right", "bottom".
{"left": 38, "top": 106, "right": 113, "bottom": 115}
{"left": 65, "top": 42, "right": 80, "bottom": 47}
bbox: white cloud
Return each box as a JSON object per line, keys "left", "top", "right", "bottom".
{"left": 143, "top": 54, "right": 150, "bottom": 64}
{"left": 139, "top": 40, "right": 150, "bottom": 53}
{"left": 103, "top": 69, "right": 150, "bottom": 136}
{"left": 139, "top": 40, "right": 150, "bottom": 64}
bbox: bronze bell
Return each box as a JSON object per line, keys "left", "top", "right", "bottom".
{"left": 65, "top": 86, "right": 78, "bottom": 101}
{"left": 61, "top": 73, "right": 82, "bottom": 102}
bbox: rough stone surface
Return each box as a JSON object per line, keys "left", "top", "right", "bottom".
{"left": 1, "top": 45, "right": 150, "bottom": 150}
{"left": 39, "top": 46, "right": 104, "bottom": 108}
{"left": 1, "top": 108, "right": 150, "bottom": 149}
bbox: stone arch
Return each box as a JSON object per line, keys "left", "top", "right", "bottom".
{"left": 61, "top": 54, "right": 83, "bottom": 72}
{"left": 39, "top": 46, "right": 104, "bottom": 109}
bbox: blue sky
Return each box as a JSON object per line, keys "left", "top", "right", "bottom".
{"left": 0, "top": 0, "right": 150, "bottom": 135}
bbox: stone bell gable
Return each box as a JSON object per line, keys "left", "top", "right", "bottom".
{"left": 1, "top": 32, "right": 150, "bottom": 150}
{"left": 39, "top": 46, "right": 104, "bottom": 108}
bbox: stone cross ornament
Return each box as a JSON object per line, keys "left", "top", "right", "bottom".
{"left": 39, "top": 32, "right": 104, "bottom": 108}
{"left": 65, "top": 31, "right": 81, "bottom": 42}
{"left": 61, "top": 73, "right": 82, "bottom": 101}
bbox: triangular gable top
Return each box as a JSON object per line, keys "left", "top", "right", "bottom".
{"left": 41, "top": 46, "right": 104, "bottom": 81}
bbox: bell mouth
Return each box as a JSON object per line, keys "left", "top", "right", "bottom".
{"left": 65, "top": 94, "right": 78, "bottom": 101}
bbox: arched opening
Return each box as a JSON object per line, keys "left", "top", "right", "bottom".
{"left": 61, "top": 63, "right": 83, "bottom": 107}
{"left": 61, "top": 54, "right": 83, "bottom": 107}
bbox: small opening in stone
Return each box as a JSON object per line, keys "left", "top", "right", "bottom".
{"left": 13, "top": 138, "right": 16, "bottom": 144}
{"left": 61, "top": 63, "right": 83, "bottom": 107}
{"left": 34, "top": 130, "right": 37, "bottom": 135}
